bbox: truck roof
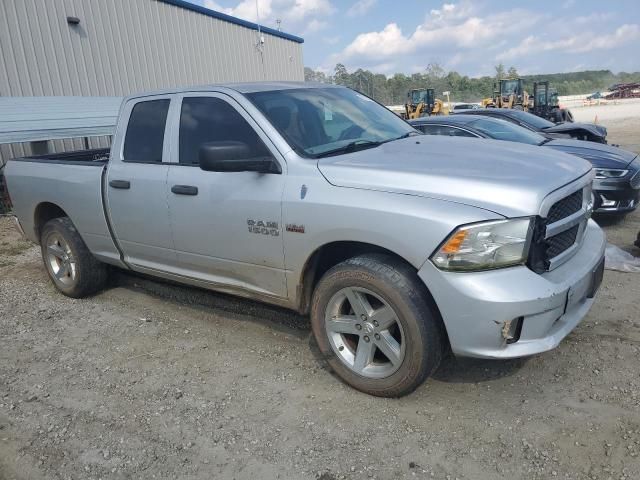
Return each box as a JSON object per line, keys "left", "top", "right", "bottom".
{"left": 125, "top": 81, "right": 339, "bottom": 101}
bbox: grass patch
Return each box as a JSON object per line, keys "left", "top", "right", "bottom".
{"left": 0, "top": 239, "right": 32, "bottom": 257}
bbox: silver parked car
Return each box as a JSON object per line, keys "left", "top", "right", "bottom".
{"left": 5, "top": 83, "right": 605, "bottom": 397}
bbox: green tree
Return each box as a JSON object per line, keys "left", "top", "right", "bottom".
{"left": 494, "top": 63, "right": 505, "bottom": 82}
{"left": 304, "top": 66, "right": 640, "bottom": 104}
{"left": 333, "top": 64, "right": 350, "bottom": 87}
{"left": 507, "top": 66, "right": 519, "bottom": 79}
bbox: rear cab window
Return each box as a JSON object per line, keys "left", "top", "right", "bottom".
{"left": 123, "top": 99, "right": 170, "bottom": 163}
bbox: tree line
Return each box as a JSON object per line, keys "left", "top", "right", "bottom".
{"left": 304, "top": 63, "right": 640, "bottom": 105}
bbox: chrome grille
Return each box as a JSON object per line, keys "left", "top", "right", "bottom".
{"left": 528, "top": 185, "right": 590, "bottom": 273}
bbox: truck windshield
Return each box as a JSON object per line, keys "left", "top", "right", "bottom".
{"left": 247, "top": 87, "right": 416, "bottom": 158}
{"left": 470, "top": 117, "right": 547, "bottom": 146}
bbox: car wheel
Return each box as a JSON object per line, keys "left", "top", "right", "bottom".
{"left": 40, "top": 217, "right": 108, "bottom": 298}
{"left": 311, "top": 254, "right": 444, "bottom": 397}
{"left": 565, "top": 110, "right": 574, "bottom": 122}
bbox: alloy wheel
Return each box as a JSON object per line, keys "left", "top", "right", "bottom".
{"left": 324, "top": 287, "right": 405, "bottom": 379}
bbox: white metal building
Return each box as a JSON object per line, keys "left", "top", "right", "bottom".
{"left": 0, "top": 0, "right": 305, "bottom": 165}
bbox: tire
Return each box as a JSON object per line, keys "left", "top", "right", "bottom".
{"left": 40, "top": 217, "right": 108, "bottom": 298}
{"left": 310, "top": 254, "right": 444, "bottom": 397}
{"left": 553, "top": 109, "right": 565, "bottom": 123}
{"left": 513, "top": 104, "right": 524, "bottom": 111}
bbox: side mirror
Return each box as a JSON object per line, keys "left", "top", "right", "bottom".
{"left": 199, "top": 141, "right": 280, "bottom": 174}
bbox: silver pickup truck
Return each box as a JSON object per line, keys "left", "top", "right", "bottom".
{"left": 5, "top": 83, "right": 605, "bottom": 397}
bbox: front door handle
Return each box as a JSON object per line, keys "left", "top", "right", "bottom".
{"left": 109, "top": 180, "right": 130, "bottom": 189}
{"left": 171, "top": 185, "right": 198, "bottom": 196}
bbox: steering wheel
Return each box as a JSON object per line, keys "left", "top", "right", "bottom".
{"left": 338, "top": 124, "right": 365, "bottom": 141}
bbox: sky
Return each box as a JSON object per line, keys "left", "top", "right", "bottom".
{"left": 193, "top": 0, "right": 640, "bottom": 77}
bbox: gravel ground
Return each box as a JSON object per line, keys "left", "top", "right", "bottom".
{"left": 1, "top": 125, "right": 639, "bottom": 480}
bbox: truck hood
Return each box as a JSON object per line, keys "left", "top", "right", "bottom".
{"left": 544, "top": 138, "right": 637, "bottom": 169}
{"left": 541, "top": 122, "right": 607, "bottom": 140}
{"left": 317, "top": 136, "right": 592, "bottom": 218}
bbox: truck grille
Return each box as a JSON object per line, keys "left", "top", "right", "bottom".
{"left": 546, "top": 225, "right": 579, "bottom": 258}
{"left": 546, "top": 190, "right": 582, "bottom": 223}
{"left": 528, "top": 187, "right": 588, "bottom": 273}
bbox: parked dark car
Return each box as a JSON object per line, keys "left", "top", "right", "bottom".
{"left": 452, "top": 103, "right": 480, "bottom": 111}
{"left": 410, "top": 115, "right": 640, "bottom": 214}
{"left": 452, "top": 108, "right": 609, "bottom": 144}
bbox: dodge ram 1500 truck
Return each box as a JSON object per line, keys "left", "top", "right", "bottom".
{"left": 5, "top": 83, "right": 606, "bottom": 397}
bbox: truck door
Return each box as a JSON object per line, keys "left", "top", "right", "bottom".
{"left": 165, "top": 93, "right": 287, "bottom": 299}
{"left": 105, "top": 96, "right": 177, "bottom": 271}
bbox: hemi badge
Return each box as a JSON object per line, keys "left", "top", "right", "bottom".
{"left": 286, "top": 224, "right": 305, "bottom": 234}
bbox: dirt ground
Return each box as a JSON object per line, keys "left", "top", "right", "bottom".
{"left": 1, "top": 123, "right": 640, "bottom": 480}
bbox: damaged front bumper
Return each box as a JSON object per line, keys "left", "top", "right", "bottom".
{"left": 419, "top": 220, "right": 606, "bottom": 359}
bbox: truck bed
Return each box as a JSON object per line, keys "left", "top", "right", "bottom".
{"left": 11, "top": 148, "right": 110, "bottom": 166}
{"left": 4, "top": 148, "right": 122, "bottom": 265}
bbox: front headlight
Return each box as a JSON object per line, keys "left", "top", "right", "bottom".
{"left": 431, "top": 218, "right": 534, "bottom": 271}
{"left": 595, "top": 168, "right": 628, "bottom": 179}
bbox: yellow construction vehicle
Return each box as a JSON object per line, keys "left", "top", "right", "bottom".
{"left": 482, "top": 78, "right": 530, "bottom": 110}
{"left": 404, "top": 88, "right": 449, "bottom": 119}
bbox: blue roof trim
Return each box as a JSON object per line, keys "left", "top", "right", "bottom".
{"left": 157, "top": 0, "right": 304, "bottom": 44}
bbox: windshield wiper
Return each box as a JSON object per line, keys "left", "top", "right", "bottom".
{"left": 386, "top": 131, "right": 422, "bottom": 142}
{"left": 313, "top": 139, "right": 383, "bottom": 158}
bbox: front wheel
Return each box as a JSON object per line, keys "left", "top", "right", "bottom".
{"left": 311, "top": 254, "right": 444, "bottom": 397}
{"left": 40, "top": 217, "right": 108, "bottom": 298}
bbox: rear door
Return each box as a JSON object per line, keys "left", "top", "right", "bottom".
{"left": 105, "top": 96, "right": 177, "bottom": 270}
{"left": 165, "top": 93, "right": 287, "bottom": 299}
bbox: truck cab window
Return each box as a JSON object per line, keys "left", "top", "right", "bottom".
{"left": 123, "top": 100, "right": 170, "bottom": 163}
{"left": 179, "top": 97, "right": 272, "bottom": 166}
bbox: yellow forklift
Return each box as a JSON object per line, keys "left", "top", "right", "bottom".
{"left": 482, "top": 78, "right": 530, "bottom": 110}
{"left": 404, "top": 89, "right": 449, "bottom": 119}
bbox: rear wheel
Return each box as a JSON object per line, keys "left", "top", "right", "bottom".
{"left": 40, "top": 217, "right": 108, "bottom": 298}
{"left": 311, "top": 254, "right": 444, "bottom": 397}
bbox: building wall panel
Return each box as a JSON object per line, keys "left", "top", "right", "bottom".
{"left": 0, "top": 0, "right": 304, "bottom": 166}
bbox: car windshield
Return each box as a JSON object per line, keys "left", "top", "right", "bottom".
{"left": 501, "top": 79, "right": 520, "bottom": 95}
{"left": 470, "top": 117, "right": 547, "bottom": 146}
{"left": 247, "top": 87, "right": 416, "bottom": 157}
{"left": 504, "top": 109, "right": 556, "bottom": 129}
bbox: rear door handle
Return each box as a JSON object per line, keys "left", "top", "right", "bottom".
{"left": 171, "top": 185, "right": 198, "bottom": 196}
{"left": 109, "top": 180, "right": 130, "bottom": 189}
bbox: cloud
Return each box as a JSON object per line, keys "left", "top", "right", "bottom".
{"left": 496, "top": 24, "right": 640, "bottom": 60}
{"left": 430, "top": 3, "right": 456, "bottom": 19}
{"left": 304, "top": 18, "right": 329, "bottom": 34}
{"left": 204, "top": 0, "right": 272, "bottom": 22}
{"left": 336, "top": 6, "right": 540, "bottom": 63}
{"left": 203, "top": 0, "right": 334, "bottom": 30}
{"left": 346, "top": 0, "right": 376, "bottom": 17}
{"left": 286, "top": 0, "right": 334, "bottom": 22}
{"left": 323, "top": 35, "right": 341, "bottom": 45}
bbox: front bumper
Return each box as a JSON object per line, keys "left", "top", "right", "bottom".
{"left": 593, "top": 175, "right": 640, "bottom": 214}
{"left": 419, "top": 220, "right": 605, "bottom": 359}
